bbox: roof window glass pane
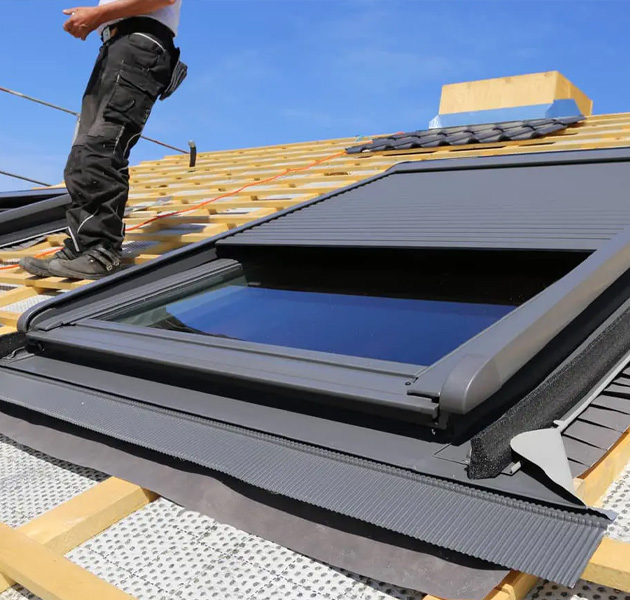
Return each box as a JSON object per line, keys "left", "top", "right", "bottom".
{"left": 109, "top": 251, "right": 581, "bottom": 366}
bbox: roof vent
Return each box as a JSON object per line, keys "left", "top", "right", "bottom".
{"left": 430, "top": 71, "right": 592, "bottom": 129}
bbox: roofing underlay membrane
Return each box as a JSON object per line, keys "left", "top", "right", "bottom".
{"left": 2, "top": 148, "right": 630, "bottom": 595}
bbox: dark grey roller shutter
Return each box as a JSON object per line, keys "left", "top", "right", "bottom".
{"left": 221, "top": 151, "right": 630, "bottom": 252}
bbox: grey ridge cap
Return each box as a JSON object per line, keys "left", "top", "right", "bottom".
{"left": 409, "top": 225, "right": 630, "bottom": 413}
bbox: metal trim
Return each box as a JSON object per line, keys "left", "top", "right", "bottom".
{"left": 26, "top": 321, "right": 438, "bottom": 421}
{"left": 0, "top": 187, "right": 68, "bottom": 211}
{"left": 0, "top": 192, "right": 71, "bottom": 248}
{"left": 410, "top": 227, "right": 630, "bottom": 413}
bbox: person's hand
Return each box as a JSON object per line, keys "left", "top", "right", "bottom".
{"left": 63, "top": 7, "right": 104, "bottom": 40}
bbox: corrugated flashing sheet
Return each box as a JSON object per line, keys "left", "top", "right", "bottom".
{"left": 346, "top": 116, "right": 584, "bottom": 154}
{"left": 0, "top": 403, "right": 511, "bottom": 600}
{"left": 0, "top": 360, "right": 612, "bottom": 587}
{"left": 0, "top": 189, "right": 70, "bottom": 248}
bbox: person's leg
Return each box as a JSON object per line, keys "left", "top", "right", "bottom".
{"left": 52, "top": 32, "right": 173, "bottom": 279}
{"left": 19, "top": 46, "right": 107, "bottom": 276}
{"left": 23, "top": 33, "right": 172, "bottom": 279}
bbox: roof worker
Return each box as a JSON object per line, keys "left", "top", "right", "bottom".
{"left": 21, "top": 0, "right": 186, "bottom": 280}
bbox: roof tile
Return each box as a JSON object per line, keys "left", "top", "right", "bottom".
{"left": 346, "top": 116, "right": 584, "bottom": 154}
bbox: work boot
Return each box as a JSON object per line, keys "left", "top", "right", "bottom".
{"left": 19, "top": 246, "right": 77, "bottom": 278}
{"left": 48, "top": 246, "right": 123, "bottom": 281}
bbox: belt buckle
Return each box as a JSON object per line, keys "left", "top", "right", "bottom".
{"left": 102, "top": 25, "right": 117, "bottom": 43}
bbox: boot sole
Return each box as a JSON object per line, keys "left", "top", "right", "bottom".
{"left": 47, "top": 262, "right": 120, "bottom": 281}
{"left": 19, "top": 260, "right": 53, "bottom": 278}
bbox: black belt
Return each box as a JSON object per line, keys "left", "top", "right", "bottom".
{"left": 101, "top": 16, "right": 176, "bottom": 55}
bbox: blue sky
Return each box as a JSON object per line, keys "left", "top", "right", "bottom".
{"left": 1, "top": 0, "right": 629, "bottom": 191}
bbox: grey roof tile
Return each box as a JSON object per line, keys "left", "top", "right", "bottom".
{"left": 346, "top": 116, "right": 584, "bottom": 154}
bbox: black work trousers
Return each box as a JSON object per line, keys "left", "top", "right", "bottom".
{"left": 63, "top": 32, "right": 173, "bottom": 254}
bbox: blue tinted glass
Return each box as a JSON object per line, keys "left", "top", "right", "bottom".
{"left": 132, "top": 283, "right": 514, "bottom": 365}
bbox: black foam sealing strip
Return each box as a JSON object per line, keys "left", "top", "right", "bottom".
{"left": 470, "top": 299, "right": 630, "bottom": 479}
{"left": 0, "top": 368, "right": 610, "bottom": 588}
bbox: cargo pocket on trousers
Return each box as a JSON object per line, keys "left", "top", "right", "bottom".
{"left": 103, "top": 68, "right": 161, "bottom": 133}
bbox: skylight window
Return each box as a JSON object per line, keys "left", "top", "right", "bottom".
{"left": 22, "top": 149, "right": 630, "bottom": 426}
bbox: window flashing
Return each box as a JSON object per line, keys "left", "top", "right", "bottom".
{"left": 0, "top": 358, "right": 610, "bottom": 587}
{"left": 0, "top": 347, "right": 588, "bottom": 507}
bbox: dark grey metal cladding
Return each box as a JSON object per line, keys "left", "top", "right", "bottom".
{"left": 562, "top": 398, "right": 630, "bottom": 472}
{"left": 0, "top": 188, "right": 68, "bottom": 212}
{"left": 0, "top": 366, "right": 610, "bottom": 587}
{"left": 222, "top": 156, "right": 630, "bottom": 252}
{"left": 562, "top": 437, "right": 607, "bottom": 467}
{"left": 0, "top": 192, "right": 71, "bottom": 247}
{"left": 25, "top": 320, "right": 437, "bottom": 420}
{"left": 346, "top": 117, "right": 584, "bottom": 153}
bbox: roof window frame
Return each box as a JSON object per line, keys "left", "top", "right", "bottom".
{"left": 17, "top": 148, "right": 630, "bottom": 426}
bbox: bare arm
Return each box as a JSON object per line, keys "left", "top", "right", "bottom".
{"left": 63, "top": 0, "right": 175, "bottom": 40}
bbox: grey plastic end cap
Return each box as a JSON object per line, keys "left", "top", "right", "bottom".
{"left": 439, "top": 354, "right": 502, "bottom": 414}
